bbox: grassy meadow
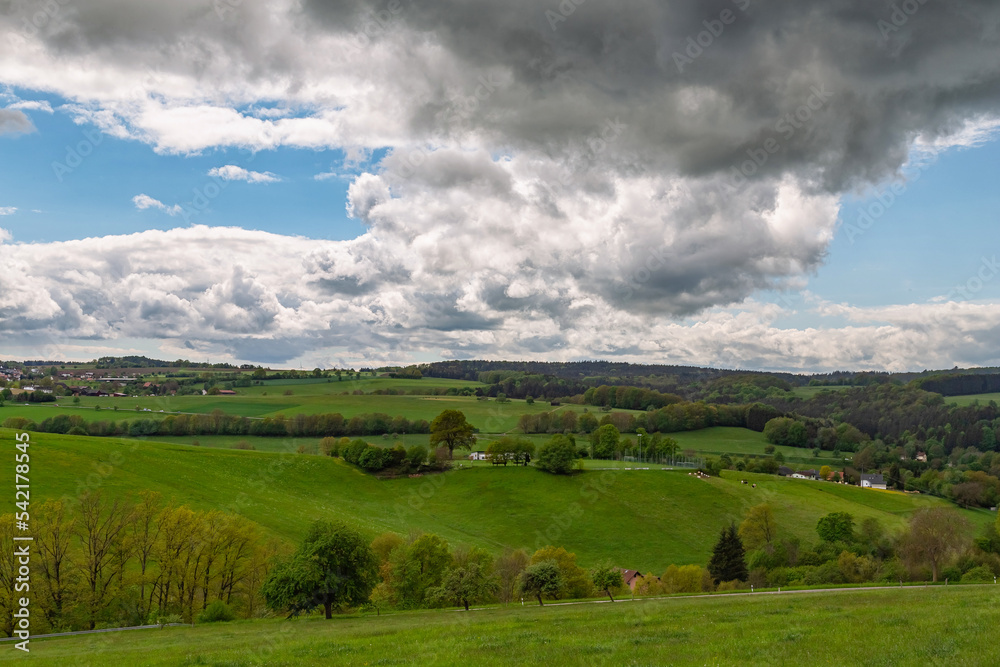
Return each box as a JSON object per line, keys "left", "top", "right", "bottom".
{"left": 7, "top": 586, "right": 999, "bottom": 665}
{"left": 946, "top": 392, "right": 1000, "bottom": 407}
{"left": 1, "top": 374, "right": 613, "bottom": 433}
{"left": 4, "top": 429, "right": 989, "bottom": 574}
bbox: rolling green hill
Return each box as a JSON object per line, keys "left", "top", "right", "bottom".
{"left": 6, "top": 429, "right": 990, "bottom": 574}
{"left": 0, "top": 388, "right": 604, "bottom": 433}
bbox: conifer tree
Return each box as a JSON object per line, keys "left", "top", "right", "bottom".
{"left": 708, "top": 522, "right": 748, "bottom": 584}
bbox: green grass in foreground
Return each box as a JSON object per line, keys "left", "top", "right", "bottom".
{"left": 5, "top": 429, "right": 990, "bottom": 573}
{"left": 9, "top": 586, "right": 999, "bottom": 666}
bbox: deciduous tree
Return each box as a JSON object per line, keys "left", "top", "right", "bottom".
{"left": 900, "top": 508, "right": 970, "bottom": 582}
{"left": 261, "top": 520, "right": 378, "bottom": 619}
{"left": 494, "top": 548, "right": 529, "bottom": 606}
{"left": 591, "top": 562, "right": 624, "bottom": 602}
{"left": 816, "top": 512, "right": 855, "bottom": 543}
{"left": 520, "top": 561, "right": 563, "bottom": 606}
{"left": 536, "top": 434, "right": 579, "bottom": 474}
{"left": 738, "top": 504, "right": 776, "bottom": 551}
{"left": 429, "top": 410, "right": 475, "bottom": 459}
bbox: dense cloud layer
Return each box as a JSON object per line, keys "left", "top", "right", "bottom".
{"left": 1, "top": 0, "right": 998, "bottom": 368}
{"left": 2, "top": 225, "right": 1000, "bottom": 371}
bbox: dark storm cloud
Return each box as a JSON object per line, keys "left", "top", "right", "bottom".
{"left": 301, "top": 0, "right": 1000, "bottom": 190}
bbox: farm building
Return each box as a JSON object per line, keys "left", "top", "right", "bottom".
{"left": 860, "top": 473, "right": 887, "bottom": 490}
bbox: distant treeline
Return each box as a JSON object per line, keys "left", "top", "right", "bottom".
{"left": 517, "top": 402, "right": 779, "bottom": 435}
{"left": 762, "top": 384, "right": 1000, "bottom": 453}
{"left": 421, "top": 359, "right": 778, "bottom": 385}
{"left": 3, "top": 411, "right": 431, "bottom": 438}
{"left": 917, "top": 373, "right": 1000, "bottom": 397}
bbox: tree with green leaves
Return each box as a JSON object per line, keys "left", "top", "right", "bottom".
{"left": 816, "top": 512, "right": 855, "bottom": 543}
{"left": 591, "top": 563, "right": 624, "bottom": 602}
{"left": 536, "top": 434, "right": 579, "bottom": 474}
{"left": 590, "top": 423, "right": 620, "bottom": 459}
{"left": 429, "top": 410, "right": 475, "bottom": 459}
{"left": 900, "top": 507, "right": 970, "bottom": 582}
{"left": 520, "top": 560, "right": 563, "bottom": 606}
{"left": 738, "top": 503, "right": 776, "bottom": 551}
{"left": 386, "top": 533, "right": 453, "bottom": 608}
{"left": 261, "top": 520, "right": 379, "bottom": 619}
{"left": 495, "top": 548, "right": 529, "bottom": 606}
{"left": 485, "top": 436, "right": 534, "bottom": 466}
{"left": 707, "top": 522, "right": 747, "bottom": 585}
{"left": 426, "top": 546, "right": 497, "bottom": 611}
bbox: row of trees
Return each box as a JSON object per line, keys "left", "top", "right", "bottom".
{"left": 3, "top": 410, "right": 433, "bottom": 439}
{"left": 705, "top": 504, "right": 1000, "bottom": 591}
{"left": 0, "top": 492, "right": 276, "bottom": 636}
{"left": 519, "top": 402, "right": 760, "bottom": 436}
{"left": 262, "top": 524, "right": 619, "bottom": 617}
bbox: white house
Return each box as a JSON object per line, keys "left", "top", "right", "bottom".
{"left": 791, "top": 470, "right": 818, "bottom": 480}
{"left": 860, "top": 473, "right": 887, "bottom": 490}
{"left": 468, "top": 451, "right": 489, "bottom": 461}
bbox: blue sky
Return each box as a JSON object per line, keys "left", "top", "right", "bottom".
{"left": 1, "top": 1, "right": 999, "bottom": 372}
{"left": 0, "top": 94, "right": 366, "bottom": 243}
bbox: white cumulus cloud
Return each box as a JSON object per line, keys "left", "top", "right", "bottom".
{"left": 132, "top": 194, "right": 183, "bottom": 216}
{"left": 207, "top": 165, "right": 281, "bottom": 184}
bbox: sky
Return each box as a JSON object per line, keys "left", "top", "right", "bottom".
{"left": 0, "top": 0, "right": 999, "bottom": 372}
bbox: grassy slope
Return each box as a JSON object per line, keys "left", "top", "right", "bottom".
{"left": 946, "top": 392, "right": 1000, "bottom": 407}
{"left": 0, "top": 392, "right": 604, "bottom": 433}
{"left": 12, "top": 586, "right": 1000, "bottom": 666}
{"left": 6, "top": 429, "right": 990, "bottom": 574}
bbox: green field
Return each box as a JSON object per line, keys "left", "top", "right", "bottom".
{"left": 0, "top": 391, "right": 605, "bottom": 433}
{"left": 9, "top": 586, "right": 999, "bottom": 665}
{"left": 946, "top": 392, "right": 1000, "bottom": 407}
{"left": 5, "top": 429, "right": 989, "bottom": 574}
{"left": 134, "top": 427, "right": 845, "bottom": 471}
{"left": 789, "top": 385, "right": 851, "bottom": 399}
{"left": 669, "top": 427, "right": 847, "bottom": 468}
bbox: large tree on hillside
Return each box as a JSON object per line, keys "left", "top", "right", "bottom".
{"left": 817, "top": 512, "right": 856, "bottom": 543}
{"left": 536, "top": 434, "right": 579, "bottom": 474}
{"left": 707, "top": 522, "right": 747, "bottom": 585}
{"left": 261, "top": 520, "right": 378, "bottom": 619}
{"left": 429, "top": 410, "right": 475, "bottom": 459}
{"left": 738, "top": 503, "right": 776, "bottom": 551}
